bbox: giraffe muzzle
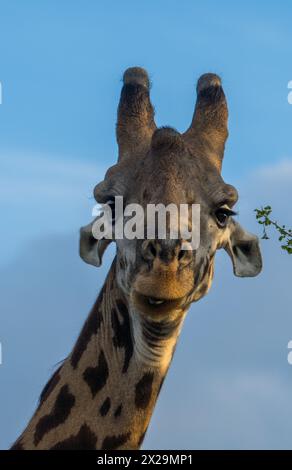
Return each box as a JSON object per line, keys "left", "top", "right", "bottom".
{"left": 131, "top": 290, "right": 186, "bottom": 317}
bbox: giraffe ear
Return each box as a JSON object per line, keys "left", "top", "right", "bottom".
{"left": 225, "top": 220, "right": 262, "bottom": 277}
{"left": 79, "top": 221, "right": 112, "bottom": 267}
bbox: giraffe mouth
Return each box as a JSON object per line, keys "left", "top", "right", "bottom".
{"left": 131, "top": 291, "right": 185, "bottom": 316}
{"left": 131, "top": 269, "right": 193, "bottom": 315}
{"left": 148, "top": 297, "right": 165, "bottom": 305}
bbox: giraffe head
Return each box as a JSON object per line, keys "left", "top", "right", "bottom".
{"left": 80, "top": 67, "right": 262, "bottom": 319}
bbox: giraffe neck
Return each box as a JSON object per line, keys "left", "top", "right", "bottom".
{"left": 12, "top": 259, "right": 187, "bottom": 450}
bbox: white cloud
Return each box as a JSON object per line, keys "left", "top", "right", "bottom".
{"left": 0, "top": 151, "right": 107, "bottom": 202}
{"left": 255, "top": 158, "right": 292, "bottom": 183}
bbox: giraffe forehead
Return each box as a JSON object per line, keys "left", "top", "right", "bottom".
{"left": 133, "top": 169, "right": 221, "bottom": 208}
{"left": 130, "top": 153, "right": 229, "bottom": 206}
{"left": 95, "top": 136, "right": 231, "bottom": 208}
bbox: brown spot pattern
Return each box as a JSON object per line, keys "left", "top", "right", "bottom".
{"left": 138, "top": 430, "right": 147, "bottom": 448}
{"left": 34, "top": 385, "right": 75, "bottom": 446}
{"left": 99, "top": 397, "right": 111, "bottom": 417}
{"left": 83, "top": 349, "right": 109, "bottom": 398}
{"left": 71, "top": 288, "right": 104, "bottom": 369}
{"left": 39, "top": 365, "right": 62, "bottom": 405}
{"left": 10, "top": 439, "right": 24, "bottom": 450}
{"left": 111, "top": 299, "right": 133, "bottom": 373}
{"left": 114, "top": 404, "right": 122, "bottom": 418}
{"left": 135, "top": 372, "right": 154, "bottom": 409}
{"left": 101, "top": 432, "right": 131, "bottom": 450}
{"left": 50, "top": 423, "right": 97, "bottom": 450}
{"left": 157, "top": 376, "right": 166, "bottom": 397}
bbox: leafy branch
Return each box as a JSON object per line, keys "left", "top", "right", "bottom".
{"left": 254, "top": 206, "right": 292, "bottom": 254}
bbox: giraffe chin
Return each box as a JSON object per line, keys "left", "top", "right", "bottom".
{"left": 131, "top": 290, "right": 186, "bottom": 318}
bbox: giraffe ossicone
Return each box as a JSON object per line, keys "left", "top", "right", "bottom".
{"left": 11, "top": 67, "right": 262, "bottom": 450}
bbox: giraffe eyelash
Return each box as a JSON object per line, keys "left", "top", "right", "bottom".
{"left": 221, "top": 208, "right": 238, "bottom": 217}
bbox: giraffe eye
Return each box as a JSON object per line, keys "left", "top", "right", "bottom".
{"left": 215, "top": 207, "right": 236, "bottom": 228}
{"left": 107, "top": 198, "right": 116, "bottom": 222}
{"left": 100, "top": 197, "right": 116, "bottom": 224}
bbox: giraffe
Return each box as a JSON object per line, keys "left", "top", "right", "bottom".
{"left": 11, "top": 67, "right": 262, "bottom": 450}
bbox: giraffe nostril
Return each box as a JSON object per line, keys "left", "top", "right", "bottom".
{"left": 142, "top": 240, "right": 158, "bottom": 261}
{"left": 177, "top": 244, "right": 193, "bottom": 264}
{"left": 178, "top": 249, "right": 185, "bottom": 261}
{"left": 149, "top": 242, "right": 157, "bottom": 258}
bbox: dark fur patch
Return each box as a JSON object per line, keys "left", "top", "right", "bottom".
{"left": 120, "top": 83, "right": 152, "bottom": 116}
{"left": 10, "top": 439, "right": 24, "bottom": 450}
{"left": 138, "top": 430, "right": 147, "bottom": 448}
{"left": 83, "top": 350, "right": 109, "bottom": 398}
{"left": 198, "top": 83, "right": 224, "bottom": 104}
{"left": 39, "top": 365, "right": 62, "bottom": 405}
{"left": 70, "top": 288, "right": 104, "bottom": 369}
{"left": 34, "top": 385, "right": 75, "bottom": 446}
{"left": 135, "top": 372, "right": 154, "bottom": 409}
{"left": 114, "top": 404, "right": 122, "bottom": 418}
{"left": 99, "top": 397, "right": 111, "bottom": 417}
{"left": 101, "top": 432, "right": 131, "bottom": 450}
{"left": 157, "top": 376, "right": 166, "bottom": 397}
{"left": 50, "top": 423, "right": 97, "bottom": 450}
{"left": 111, "top": 299, "right": 133, "bottom": 373}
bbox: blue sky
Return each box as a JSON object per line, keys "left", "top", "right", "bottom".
{"left": 0, "top": 0, "right": 292, "bottom": 449}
